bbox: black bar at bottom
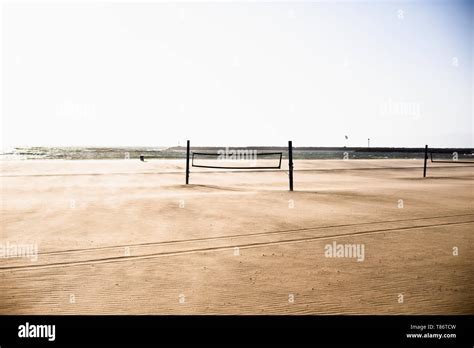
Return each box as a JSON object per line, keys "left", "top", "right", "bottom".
{"left": 0, "top": 315, "right": 472, "bottom": 346}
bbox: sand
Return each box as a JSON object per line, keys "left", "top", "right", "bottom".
{"left": 0, "top": 159, "right": 473, "bottom": 314}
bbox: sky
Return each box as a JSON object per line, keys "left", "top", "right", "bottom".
{"left": 1, "top": 0, "right": 473, "bottom": 148}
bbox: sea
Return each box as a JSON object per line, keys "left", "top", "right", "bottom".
{"left": 1, "top": 146, "right": 473, "bottom": 161}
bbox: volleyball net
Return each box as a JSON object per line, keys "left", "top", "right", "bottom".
{"left": 185, "top": 141, "right": 294, "bottom": 190}
{"left": 423, "top": 145, "right": 474, "bottom": 177}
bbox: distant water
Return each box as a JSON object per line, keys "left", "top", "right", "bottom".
{"left": 0, "top": 147, "right": 173, "bottom": 160}
{"left": 1, "top": 146, "right": 473, "bottom": 160}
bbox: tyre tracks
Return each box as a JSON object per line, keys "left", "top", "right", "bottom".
{"left": 1, "top": 213, "right": 473, "bottom": 271}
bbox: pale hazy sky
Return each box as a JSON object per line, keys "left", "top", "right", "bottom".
{"left": 1, "top": 0, "right": 473, "bottom": 148}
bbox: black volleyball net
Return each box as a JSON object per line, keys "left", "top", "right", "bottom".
{"left": 191, "top": 150, "right": 282, "bottom": 170}
{"left": 429, "top": 151, "right": 474, "bottom": 164}
{"left": 185, "top": 141, "right": 294, "bottom": 190}
{"left": 423, "top": 145, "right": 474, "bottom": 177}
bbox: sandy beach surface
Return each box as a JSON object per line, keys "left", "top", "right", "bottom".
{"left": 1, "top": 159, "right": 473, "bottom": 314}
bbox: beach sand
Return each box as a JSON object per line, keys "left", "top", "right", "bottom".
{"left": 1, "top": 159, "right": 473, "bottom": 314}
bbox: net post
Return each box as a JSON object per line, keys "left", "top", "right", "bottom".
{"left": 186, "top": 140, "right": 190, "bottom": 184}
{"left": 423, "top": 144, "right": 428, "bottom": 178}
{"left": 288, "top": 140, "right": 294, "bottom": 191}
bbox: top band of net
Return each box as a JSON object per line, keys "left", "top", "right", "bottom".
{"left": 191, "top": 152, "right": 283, "bottom": 169}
